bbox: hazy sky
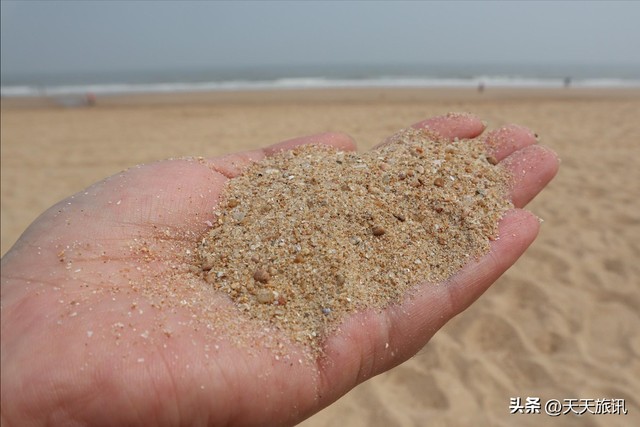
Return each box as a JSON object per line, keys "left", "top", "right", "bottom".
{"left": 2, "top": 0, "right": 640, "bottom": 78}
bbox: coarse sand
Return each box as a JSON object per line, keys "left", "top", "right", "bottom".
{"left": 196, "top": 127, "right": 512, "bottom": 349}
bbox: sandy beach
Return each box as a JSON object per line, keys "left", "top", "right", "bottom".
{"left": 2, "top": 87, "right": 639, "bottom": 426}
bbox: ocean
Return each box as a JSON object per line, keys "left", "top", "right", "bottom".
{"left": 2, "top": 63, "right": 640, "bottom": 97}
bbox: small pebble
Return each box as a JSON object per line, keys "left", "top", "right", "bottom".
{"left": 253, "top": 268, "right": 271, "bottom": 283}
{"left": 256, "top": 289, "right": 275, "bottom": 304}
{"left": 486, "top": 155, "right": 498, "bottom": 165}
{"left": 434, "top": 177, "right": 445, "bottom": 187}
{"left": 231, "top": 210, "right": 246, "bottom": 222}
{"left": 372, "top": 225, "right": 386, "bottom": 236}
{"left": 350, "top": 236, "right": 362, "bottom": 245}
{"left": 200, "top": 258, "right": 214, "bottom": 271}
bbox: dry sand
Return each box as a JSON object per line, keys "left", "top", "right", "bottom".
{"left": 2, "top": 87, "right": 639, "bottom": 426}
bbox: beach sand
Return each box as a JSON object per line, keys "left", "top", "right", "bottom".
{"left": 2, "top": 87, "right": 639, "bottom": 426}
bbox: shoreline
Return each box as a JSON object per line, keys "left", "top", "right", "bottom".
{"left": 2, "top": 86, "right": 639, "bottom": 109}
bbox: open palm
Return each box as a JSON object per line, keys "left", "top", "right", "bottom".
{"left": 1, "top": 114, "right": 558, "bottom": 426}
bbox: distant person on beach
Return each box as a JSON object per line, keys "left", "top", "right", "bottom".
{"left": 85, "top": 92, "right": 96, "bottom": 106}
{"left": 1, "top": 113, "right": 558, "bottom": 426}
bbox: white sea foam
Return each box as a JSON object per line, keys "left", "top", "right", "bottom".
{"left": 2, "top": 76, "right": 639, "bottom": 97}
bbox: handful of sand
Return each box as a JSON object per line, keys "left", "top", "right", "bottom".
{"left": 197, "top": 128, "right": 512, "bottom": 348}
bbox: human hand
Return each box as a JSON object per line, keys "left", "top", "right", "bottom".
{"left": 1, "top": 113, "right": 558, "bottom": 426}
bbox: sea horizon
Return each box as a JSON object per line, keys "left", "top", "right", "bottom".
{"left": 3, "top": 62, "right": 640, "bottom": 97}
